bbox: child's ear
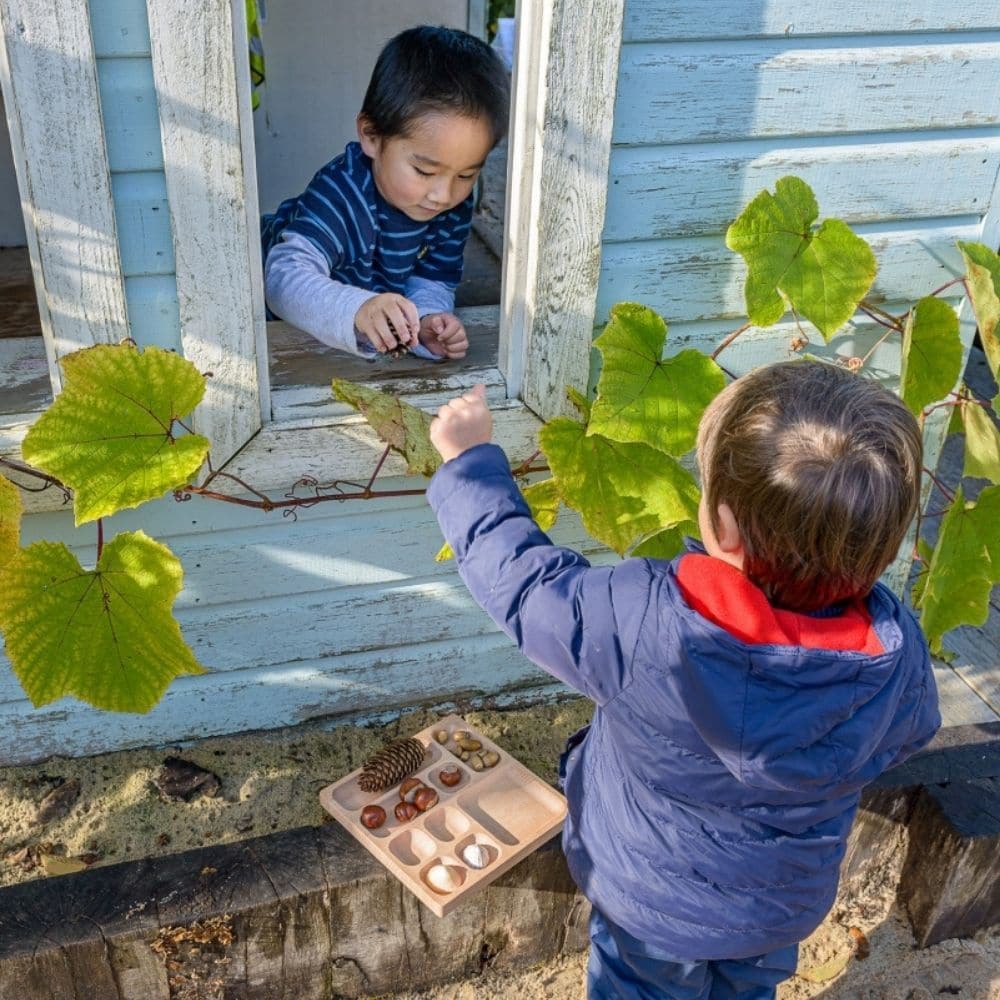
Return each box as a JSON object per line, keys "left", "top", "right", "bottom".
{"left": 715, "top": 503, "right": 745, "bottom": 559}
{"left": 356, "top": 115, "right": 381, "bottom": 158}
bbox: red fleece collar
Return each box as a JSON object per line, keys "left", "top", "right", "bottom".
{"left": 676, "top": 554, "right": 883, "bottom": 654}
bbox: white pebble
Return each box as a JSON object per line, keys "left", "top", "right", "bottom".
{"left": 461, "top": 844, "right": 492, "bottom": 869}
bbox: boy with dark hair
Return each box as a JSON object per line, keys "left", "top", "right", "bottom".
{"left": 261, "top": 25, "right": 509, "bottom": 361}
{"left": 426, "top": 363, "right": 940, "bottom": 999}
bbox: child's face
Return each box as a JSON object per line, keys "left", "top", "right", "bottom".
{"left": 358, "top": 112, "right": 494, "bottom": 222}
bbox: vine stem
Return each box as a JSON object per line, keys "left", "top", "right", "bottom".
{"left": 924, "top": 467, "right": 956, "bottom": 503}
{"left": 0, "top": 456, "right": 71, "bottom": 498}
{"left": 929, "top": 277, "right": 965, "bottom": 298}
{"left": 711, "top": 323, "right": 750, "bottom": 361}
{"left": 97, "top": 519, "right": 104, "bottom": 561}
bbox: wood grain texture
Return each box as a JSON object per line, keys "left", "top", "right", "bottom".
{"left": 147, "top": 0, "right": 262, "bottom": 468}
{"left": 504, "top": 0, "right": 625, "bottom": 419}
{"left": 623, "top": 2, "right": 1000, "bottom": 42}
{"left": 0, "top": 0, "right": 129, "bottom": 384}
{"left": 0, "top": 335, "right": 49, "bottom": 415}
{"left": 613, "top": 39, "right": 1000, "bottom": 147}
{"left": 603, "top": 133, "right": 1000, "bottom": 242}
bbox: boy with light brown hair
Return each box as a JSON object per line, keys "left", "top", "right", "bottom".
{"left": 427, "top": 362, "right": 940, "bottom": 999}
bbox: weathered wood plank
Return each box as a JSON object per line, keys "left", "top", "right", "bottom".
{"left": 122, "top": 275, "right": 181, "bottom": 352}
{"left": 503, "top": 0, "right": 625, "bottom": 418}
{"left": 89, "top": 0, "right": 151, "bottom": 58}
{"left": 95, "top": 57, "right": 163, "bottom": 172}
{"left": 623, "top": 2, "right": 1000, "bottom": 42}
{"left": 613, "top": 40, "right": 1000, "bottom": 147}
{"left": 596, "top": 222, "right": 976, "bottom": 323}
{"left": 147, "top": 0, "right": 264, "bottom": 467}
{"left": 0, "top": 335, "right": 49, "bottom": 415}
{"left": 110, "top": 172, "right": 173, "bottom": 277}
{"left": 0, "top": 0, "right": 129, "bottom": 382}
{"left": 0, "top": 634, "right": 559, "bottom": 763}
{"left": 603, "top": 133, "right": 1000, "bottom": 242}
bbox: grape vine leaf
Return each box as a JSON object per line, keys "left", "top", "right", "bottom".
{"left": 588, "top": 303, "right": 726, "bottom": 457}
{"left": 20, "top": 343, "right": 209, "bottom": 525}
{"left": 947, "top": 390, "right": 967, "bottom": 436}
{"left": 0, "top": 531, "right": 205, "bottom": 712}
{"left": 631, "top": 521, "right": 699, "bottom": 560}
{"left": 539, "top": 418, "right": 699, "bottom": 556}
{"left": 899, "top": 297, "right": 963, "bottom": 417}
{"left": 435, "top": 477, "right": 562, "bottom": 562}
{"left": 332, "top": 380, "right": 440, "bottom": 477}
{"left": 913, "top": 485, "right": 1000, "bottom": 653}
{"left": 959, "top": 241, "right": 1000, "bottom": 381}
{"left": 963, "top": 402, "right": 1000, "bottom": 483}
{"left": 726, "top": 176, "right": 876, "bottom": 338}
{"left": 0, "top": 474, "right": 22, "bottom": 569}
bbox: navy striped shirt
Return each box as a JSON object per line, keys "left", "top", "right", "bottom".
{"left": 261, "top": 141, "right": 472, "bottom": 296}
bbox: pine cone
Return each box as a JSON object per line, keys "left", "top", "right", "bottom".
{"left": 358, "top": 737, "right": 426, "bottom": 793}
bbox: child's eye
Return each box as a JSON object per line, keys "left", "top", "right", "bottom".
{"left": 459, "top": 173, "right": 478, "bottom": 182}
{"left": 414, "top": 167, "right": 434, "bottom": 178}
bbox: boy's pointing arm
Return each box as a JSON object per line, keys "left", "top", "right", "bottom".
{"left": 426, "top": 389, "right": 652, "bottom": 706}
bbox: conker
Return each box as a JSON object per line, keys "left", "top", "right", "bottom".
{"left": 439, "top": 765, "right": 461, "bottom": 788}
{"left": 394, "top": 801, "right": 419, "bottom": 823}
{"left": 413, "top": 786, "right": 439, "bottom": 812}
{"left": 399, "top": 777, "right": 424, "bottom": 803}
{"left": 360, "top": 805, "right": 386, "bottom": 830}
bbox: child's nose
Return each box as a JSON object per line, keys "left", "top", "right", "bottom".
{"left": 429, "top": 176, "right": 455, "bottom": 206}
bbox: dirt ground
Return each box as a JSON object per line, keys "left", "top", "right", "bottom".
{"left": 2, "top": 699, "right": 998, "bottom": 998}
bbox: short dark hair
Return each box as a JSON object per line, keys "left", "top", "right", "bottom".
{"left": 696, "top": 361, "right": 923, "bottom": 611}
{"left": 360, "top": 25, "right": 510, "bottom": 145}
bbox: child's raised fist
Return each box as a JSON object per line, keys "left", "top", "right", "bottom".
{"left": 430, "top": 384, "right": 493, "bottom": 462}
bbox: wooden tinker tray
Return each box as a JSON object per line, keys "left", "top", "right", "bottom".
{"left": 319, "top": 715, "right": 568, "bottom": 917}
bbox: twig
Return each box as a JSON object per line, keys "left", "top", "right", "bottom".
{"left": 923, "top": 467, "right": 955, "bottom": 503}
{"left": 929, "top": 277, "right": 964, "bottom": 298}
{"left": 858, "top": 300, "right": 904, "bottom": 329}
{"left": 710, "top": 323, "right": 750, "bottom": 361}
{"left": 97, "top": 519, "right": 104, "bottom": 561}
{"left": 0, "top": 456, "right": 72, "bottom": 500}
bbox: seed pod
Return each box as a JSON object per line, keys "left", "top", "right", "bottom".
{"left": 481, "top": 751, "right": 500, "bottom": 769}
{"left": 360, "top": 805, "right": 386, "bottom": 830}
{"left": 358, "top": 737, "right": 426, "bottom": 793}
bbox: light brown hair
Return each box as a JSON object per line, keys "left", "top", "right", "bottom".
{"left": 696, "top": 361, "right": 922, "bottom": 611}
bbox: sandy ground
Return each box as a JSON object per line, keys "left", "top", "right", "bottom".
{"left": 2, "top": 698, "right": 998, "bottom": 998}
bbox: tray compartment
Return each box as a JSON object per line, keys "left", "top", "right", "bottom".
{"left": 423, "top": 804, "right": 471, "bottom": 843}
{"left": 420, "top": 858, "right": 467, "bottom": 895}
{"left": 455, "top": 832, "right": 500, "bottom": 870}
{"left": 458, "top": 767, "right": 565, "bottom": 843}
{"left": 388, "top": 827, "right": 438, "bottom": 866}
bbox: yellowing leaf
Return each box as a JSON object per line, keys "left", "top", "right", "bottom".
{"left": 959, "top": 242, "right": 1000, "bottom": 381}
{"left": 726, "top": 176, "right": 876, "bottom": 338}
{"left": 797, "top": 950, "right": 852, "bottom": 984}
{"left": 21, "top": 344, "right": 209, "bottom": 525}
{"left": 589, "top": 303, "right": 726, "bottom": 457}
{"left": 631, "top": 522, "right": 698, "bottom": 560}
{"left": 0, "top": 532, "right": 205, "bottom": 712}
{"left": 539, "top": 418, "right": 699, "bottom": 556}
{"left": 964, "top": 403, "right": 1000, "bottom": 483}
{"left": 0, "top": 474, "right": 22, "bottom": 569}
{"left": 914, "top": 486, "right": 1000, "bottom": 652}
{"left": 900, "top": 297, "right": 963, "bottom": 417}
{"left": 41, "top": 854, "right": 88, "bottom": 876}
{"left": 332, "top": 380, "right": 440, "bottom": 477}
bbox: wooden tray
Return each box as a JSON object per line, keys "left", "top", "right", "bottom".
{"left": 318, "top": 714, "right": 568, "bottom": 917}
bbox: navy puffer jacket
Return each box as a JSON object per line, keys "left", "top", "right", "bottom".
{"left": 428, "top": 444, "right": 940, "bottom": 959}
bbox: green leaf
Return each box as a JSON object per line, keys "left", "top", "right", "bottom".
{"left": 21, "top": 344, "right": 209, "bottom": 525}
{"left": 959, "top": 242, "right": 1000, "bottom": 381}
{"left": 630, "top": 521, "right": 698, "bottom": 560}
{"left": 522, "top": 478, "right": 561, "bottom": 532}
{"left": 332, "top": 380, "right": 440, "bottom": 477}
{"left": 566, "top": 386, "right": 591, "bottom": 421}
{"left": 589, "top": 303, "right": 726, "bottom": 456}
{"left": 914, "top": 486, "right": 1000, "bottom": 652}
{"left": 725, "top": 176, "right": 876, "bottom": 338}
{"left": 899, "top": 297, "right": 963, "bottom": 417}
{"left": 539, "top": 419, "right": 699, "bottom": 556}
{"left": 0, "top": 532, "right": 205, "bottom": 712}
{"left": 435, "top": 478, "right": 562, "bottom": 563}
{"left": 947, "top": 392, "right": 966, "bottom": 436}
{"left": 0, "top": 474, "right": 22, "bottom": 570}
{"left": 964, "top": 403, "right": 1000, "bottom": 483}
{"left": 910, "top": 538, "right": 933, "bottom": 609}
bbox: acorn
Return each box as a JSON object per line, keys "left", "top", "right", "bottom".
{"left": 358, "top": 737, "right": 426, "bottom": 793}
{"left": 413, "top": 786, "right": 439, "bottom": 812}
{"left": 481, "top": 751, "right": 500, "bottom": 769}
{"left": 434, "top": 729, "right": 449, "bottom": 744}
{"left": 457, "top": 738, "right": 482, "bottom": 752}
{"left": 439, "top": 765, "right": 462, "bottom": 788}
{"left": 394, "top": 801, "right": 419, "bottom": 823}
{"left": 360, "top": 805, "right": 386, "bottom": 830}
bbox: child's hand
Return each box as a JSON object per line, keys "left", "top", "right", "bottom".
{"left": 430, "top": 385, "right": 493, "bottom": 462}
{"left": 355, "top": 294, "right": 420, "bottom": 353}
{"left": 419, "top": 313, "right": 469, "bottom": 360}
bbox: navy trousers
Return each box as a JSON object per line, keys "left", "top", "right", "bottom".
{"left": 586, "top": 908, "right": 798, "bottom": 1000}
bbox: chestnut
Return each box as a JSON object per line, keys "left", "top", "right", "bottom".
{"left": 394, "top": 801, "right": 419, "bottom": 823}
{"left": 360, "top": 805, "right": 386, "bottom": 830}
{"left": 413, "top": 786, "right": 439, "bottom": 812}
{"left": 438, "top": 765, "right": 462, "bottom": 788}
{"left": 399, "top": 777, "right": 424, "bottom": 803}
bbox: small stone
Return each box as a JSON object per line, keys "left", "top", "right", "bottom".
{"left": 35, "top": 778, "right": 81, "bottom": 825}
{"left": 153, "top": 757, "right": 222, "bottom": 802}
{"left": 461, "top": 843, "right": 492, "bottom": 869}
